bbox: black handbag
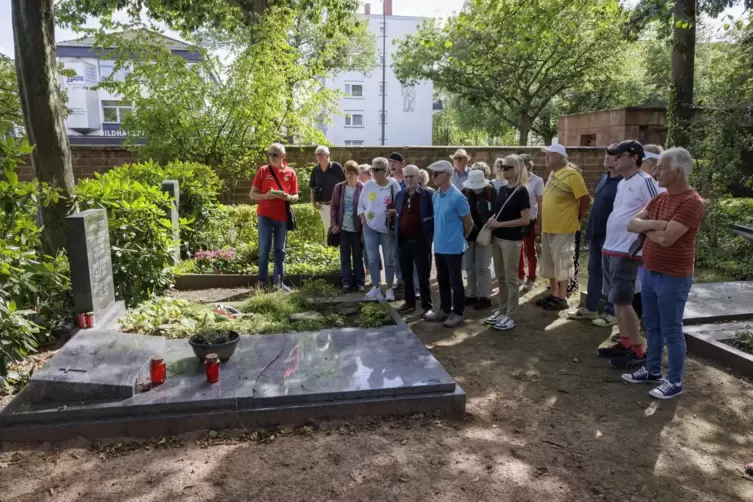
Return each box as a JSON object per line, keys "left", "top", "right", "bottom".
{"left": 521, "top": 218, "right": 535, "bottom": 236}
{"left": 386, "top": 184, "right": 396, "bottom": 231}
{"left": 327, "top": 228, "right": 340, "bottom": 247}
{"left": 268, "top": 165, "right": 297, "bottom": 231}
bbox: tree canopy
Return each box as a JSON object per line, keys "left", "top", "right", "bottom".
{"left": 393, "top": 0, "right": 627, "bottom": 145}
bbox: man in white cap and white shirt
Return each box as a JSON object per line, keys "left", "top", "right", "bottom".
{"left": 450, "top": 149, "right": 471, "bottom": 190}
{"left": 424, "top": 160, "right": 473, "bottom": 328}
{"left": 536, "top": 144, "right": 591, "bottom": 311}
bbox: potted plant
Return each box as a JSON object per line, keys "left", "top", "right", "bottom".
{"left": 188, "top": 327, "right": 240, "bottom": 362}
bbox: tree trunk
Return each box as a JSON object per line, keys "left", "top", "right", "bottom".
{"left": 11, "top": 0, "right": 74, "bottom": 256}
{"left": 667, "top": 0, "right": 696, "bottom": 147}
{"left": 518, "top": 113, "right": 531, "bottom": 146}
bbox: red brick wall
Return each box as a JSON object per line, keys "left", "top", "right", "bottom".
{"left": 19, "top": 145, "right": 609, "bottom": 202}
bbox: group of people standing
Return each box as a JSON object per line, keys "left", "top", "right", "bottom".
{"left": 251, "top": 139, "right": 705, "bottom": 401}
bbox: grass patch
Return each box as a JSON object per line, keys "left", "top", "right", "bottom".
{"left": 723, "top": 330, "right": 753, "bottom": 354}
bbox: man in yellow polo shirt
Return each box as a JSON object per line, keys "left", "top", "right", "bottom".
{"left": 537, "top": 144, "right": 591, "bottom": 310}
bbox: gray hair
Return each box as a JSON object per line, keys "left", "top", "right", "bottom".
{"left": 404, "top": 164, "right": 420, "bottom": 176}
{"left": 418, "top": 169, "right": 429, "bottom": 185}
{"left": 471, "top": 161, "right": 490, "bottom": 177}
{"left": 315, "top": 145, "right": 330, "bottom": 156}
{"left": 372, "top": 157, "right": 389, "bottom": 171}
{"left": 660, "top": 147, "right": 693, "bottom": 177}
{"left": 269, "top": 142, "right": 286, "bottom": 155}
{"left": 358, "top": 163, "right": 371, "bottom": 172}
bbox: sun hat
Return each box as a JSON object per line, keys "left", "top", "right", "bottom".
{"left": 542, "top": 144, "right": 567, "bottom": 158}
{"left": 450, "top": 148, "right": 470, "bottom": 160}
{"left": 427, "top": 160, "right": 454, "bottom": 174}
{"left": 463, "top": 169, "right": 490, "bottom": 190}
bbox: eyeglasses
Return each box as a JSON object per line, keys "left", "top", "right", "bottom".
{"left": 268, "top": 152, "right": 281, "bottom": 158}
{"left": 431, "top": 171, "right": 446, "bottom": 178}
{"left": 501, "top": 165, "right": 514, "bottom": 171}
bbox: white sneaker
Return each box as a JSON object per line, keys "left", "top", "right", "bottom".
{"left": 385, "top": 288, "right": 395, "bottom": 301}
{"left": 443, "top": 313, "right": 464, "bottom": 328}
{"left": 521, "top": 279, "right": 535, "bottom": 290}
{"left": 493, "top": 316, "right": 516, "bottom": 331}
{"left": 365, "top": 287, "right": 381, "bottom": 300}
{"left": 484, "top": 311, "right": 505, "bottom": 325}
{"left": 592, "top": 313, "right": 617, "bottom": 327}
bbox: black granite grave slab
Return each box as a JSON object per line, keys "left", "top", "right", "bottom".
{"left": 1, "top": 326, "right": 463, "bottom": 442}
{"left": 682, "top": 281, "right": 753, "bottom": 325}
{"left": 27, "top": 330, "right": 166, "bottom": 403}
{"left": 685, "top": 321, "right": 753, "bottom": 378}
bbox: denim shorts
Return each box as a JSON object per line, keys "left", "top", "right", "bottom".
{"left": 602, "top": 254, "right": 640, "bottom": 305}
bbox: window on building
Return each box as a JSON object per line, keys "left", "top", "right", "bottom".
{"left": 102, "top": 100, "right": 133, "bottom": 123}
{"left": 580, "top": 134, "right": 596, "bottom": 147}
{"left": 345, "top": 140, "right": 364, "bottom": 146}
{"left": 98, "top": 60, "right": 129, "bottom": 82}
{"left": 345, "top": 113, "right": 364, "bottom": 127}
{"left": 379, "top": 110, "right": 387, "bottom": 125}
{"left": 345, "top": 83, "right": 363, "bottom": 97}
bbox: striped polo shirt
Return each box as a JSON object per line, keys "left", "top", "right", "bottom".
{"left": 643, "top": 190, "right": 705, "bottom": 277}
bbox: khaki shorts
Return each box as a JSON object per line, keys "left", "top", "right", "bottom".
{"left": 540, "top": 232, "right": 575, "bottom": 282}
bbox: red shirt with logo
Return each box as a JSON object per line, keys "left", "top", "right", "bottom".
{"left": 642, "top": 189, "right": 704, "bottom": 278}
{"left": 252, "top": 163, "right": 299, "bottom": 222}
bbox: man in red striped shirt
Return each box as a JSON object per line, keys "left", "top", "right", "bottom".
{"left": 621, "top": 147, "right": 704, "bottom": 400}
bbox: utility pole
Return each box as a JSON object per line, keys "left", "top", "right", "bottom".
{"left": 380, "top": 0, "right": 386, "bottom": 146}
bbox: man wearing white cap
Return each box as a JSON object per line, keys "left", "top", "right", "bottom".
{"left": 537, "top": 144, "right": 591, "bottom": 311}
{"left": 450, "top": 149, "right": 471, "bottom": 190}
{"left": 424, "top": 160, "right": 473, "bottom": 328}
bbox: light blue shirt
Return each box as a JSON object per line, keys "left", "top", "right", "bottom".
{"left": 451, "top": 167, "right": 470, "bottom": 191}
{"left": 432, "top": 185, "right": 471, "bottom": 254}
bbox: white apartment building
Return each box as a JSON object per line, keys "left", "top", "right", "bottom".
{"left": 320, "top": 2, "right": 433, "bottom": 146}
{"left": 56, "top": 31, "right": 201, "bottom": 146}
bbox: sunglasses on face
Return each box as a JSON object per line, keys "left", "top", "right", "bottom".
{"left": 431, "top": 171, "right": 446, "bottom": 178}
{"left": 268, "top": 152, "right": 281, "bottom": 158}
{"left": 501, "top": 165, "right": 514, "bottom": 171}
{"left": 372, "top": 168, "right": 386, "bottom": 172}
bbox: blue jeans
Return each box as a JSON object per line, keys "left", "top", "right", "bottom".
{"left": 586, "top": 237, "right": 614, "bottom": 315}
{"left": 339, "top": 230, "right": 364, "bottom": 288}
{"left": 258, "top": 215, "right": 287, "bottom": 286}
{"left": 643, "top": 270, "right": 693, "bottom": 384}
{"left": 363, "top": 225, "right": 395, "bottom": 288}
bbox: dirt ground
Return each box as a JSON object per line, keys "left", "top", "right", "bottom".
{"left": 2, "top": 275, "right": 753, "bottom": 502}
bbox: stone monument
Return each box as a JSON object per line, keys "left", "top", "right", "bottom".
{"left": 161, "top": 180, "right": 181, "bottom": 263}
{"left": 66, "top": 209, "right": 123, "bottom": 329}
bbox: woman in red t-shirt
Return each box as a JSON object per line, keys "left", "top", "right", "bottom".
{"left": 249, "top": 143, "right": 299, "bottom": 289}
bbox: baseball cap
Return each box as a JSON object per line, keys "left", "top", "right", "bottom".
{"left": 542, "top": 144, "right": 567, "bottom": 158}
{"left": 607, "top": 140, "right": 644, "bottom": 159}
{"left": 427, "top": 160, "right": 453, "bottom": 174}
{"left": 388, "top": 152, "right": 404, "bottom": 162}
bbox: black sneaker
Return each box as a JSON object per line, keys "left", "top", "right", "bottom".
{"left": 473, "top": 298, "right": 492, "bottom": 310}
{"left": 596, "top": 343, "right": 632, "bottom": 359}
{"left": 465, "top": 296, "right": 478, "bottom": 306}
{"left": 535, "top": 295, "right": 556, "bottom": 306}
{"left": 394, "top": 281, "right": 405, "bottom": 292}
{"left": 608, "top": 351, "right": 646, "bottom": 370}
{"left": 397, "top": 303, "right": 416, "bottom": 314}
{"left": 543, "top": 297, "right": 568, "bottom": 310}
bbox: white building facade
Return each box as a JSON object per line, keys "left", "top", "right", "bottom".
{"left": 320, "top": 7, "right": 433, "bottom": 146}
{"left": 56, "top": 32, "right": 200, "bottom": 145}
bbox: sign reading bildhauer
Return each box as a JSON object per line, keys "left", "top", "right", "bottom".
{"left": 66, "top": 209, "right": 116, "bottom": 315}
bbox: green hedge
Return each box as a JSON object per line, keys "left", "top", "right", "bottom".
{"left": 696, "top": 197, "right": 753, "bottom": 279}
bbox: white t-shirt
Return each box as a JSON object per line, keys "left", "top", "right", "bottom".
{"left": 357, "top": 178, "right": 401, "bottom": 234}
{"left": 603, "top": 170, "right": 664, "bottom": 257}
{"left": 492, "top": 173, "right": 544, "bottom": 220}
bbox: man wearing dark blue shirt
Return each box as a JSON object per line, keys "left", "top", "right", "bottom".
{"left": 568, "top": 145, "right": 622, "bottom": 327}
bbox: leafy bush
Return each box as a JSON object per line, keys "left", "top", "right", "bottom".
{"left": 74, "top": 174, "right": 175, "bottom": 307}
{"left": 695, "top": 197, "right": 753, "bottom": 279}
{"left": 724, "top": 330, "right": 753, "bottom": 354}
{"left": 189, "top": 204, "right": 258, "bottom": 253}
{"left": 0, "top": 299, "right": 40, "bottom": 376}
{"left": 194, "top": 247, "right": 257, "bottom": 274}
{"left": 357, "top": 303, "right": 394, "bottom": 328}
{"left": 287, "top": 202, "right": 326, "bottom": 246}
{"left": 0, "top": 138, "right": 72, "bottom": 336}
{"left": 102, "top": 160, "right": 223, "bottom": 255}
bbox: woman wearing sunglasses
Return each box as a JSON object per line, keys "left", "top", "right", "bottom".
{"left": 249, "top": 143, "right": 299, "bottom": 290}
{"left": 484, "top": 155, "right": 531, "bottom": 331}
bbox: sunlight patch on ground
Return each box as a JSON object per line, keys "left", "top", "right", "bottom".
{"left": 544, "top": 317, "right": 572, "bottom": 331}
{"left": 644, "top": 401, "right": 661, "bottom": 417}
